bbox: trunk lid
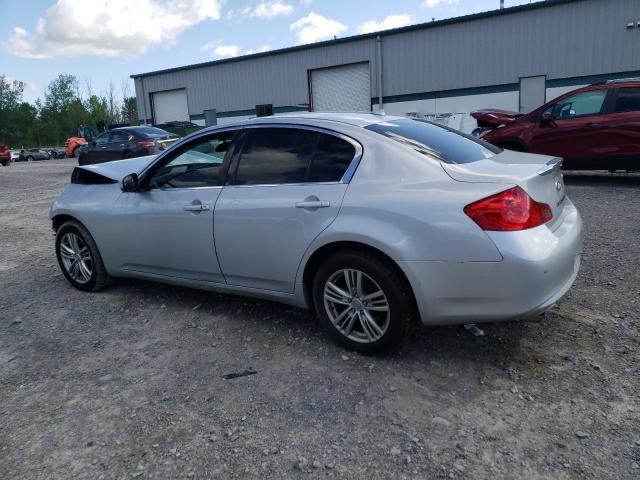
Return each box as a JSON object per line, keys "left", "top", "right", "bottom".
{"left": 470, "top": 109, "right": 523, "bottom": 128}
{"left": 442, "top": 150, "right": 567, "bottom": 230}
{"left": 155, "top": 135, "right": 180, "bottom": 151}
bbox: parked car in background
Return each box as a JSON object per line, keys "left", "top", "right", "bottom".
{"left": 18, "top": 148, "right": 51, "bottom": 162}
{"left": 0, "top": 144, "right": 11, "bottom": 166}
{"left": 77, "top": 126, "right": 179, "bottom": 166}
{"left": 51, "top": 113, "right": 582, "bottom": 353}
{"left": 10, "top": 150, "right": 21, "bottom": 162}
{"left": 48, "top": 148, "right": 66, "bottom": 159}
{"left": 471, "top": 79, "right": 640, "bottom": 171}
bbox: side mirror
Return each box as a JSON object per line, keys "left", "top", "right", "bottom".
{"left": 121, "top": 173, "right": 140, "bottom": 192}
{"left": 540, "top": 112, "right": 555, "bottom": 127}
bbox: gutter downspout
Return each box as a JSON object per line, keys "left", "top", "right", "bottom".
{"left": 140, "top": 77, "right": 148, "bottom": 125}
{"left": 376, "top": 35, "right": 384, "bottom": 114}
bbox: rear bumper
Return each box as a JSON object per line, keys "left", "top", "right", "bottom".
{"left": 400, "top": 200, "right": 582, "bottom": 326}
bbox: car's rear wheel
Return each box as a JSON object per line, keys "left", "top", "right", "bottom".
{"left": 27, "top": 156, "right": 33, "bottom": 162}
{"left": 55, "top": 220, "right": 112, "bottom": 292}
{"left": 313, "top": 250, "right": 414, "bottom": 354}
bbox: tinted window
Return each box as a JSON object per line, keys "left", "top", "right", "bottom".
{"left": 234, "top": 128, "right": 318, "bottom": 185}
{"left": 366, "top": 119, "right": 498, "bottom": 164}
{"left": 309, "top": 134, "right": 356, "bottom": 182}
{"left": 94, "top": 132, "right": 110, "bottom": 145}
{"left": 110, "top": 131, "right": 130, "bottom": 142}
{"left": 135, "top": 127, "right": 170, "bottom": 138}
{"left": 614, "top": 87, "right": 640, "bottom": 113}
{"left": 545, "top": 90, "right": 606, "bottom": 119}
{"left": 148, "top": 131, "right": 233, "bottom": 189}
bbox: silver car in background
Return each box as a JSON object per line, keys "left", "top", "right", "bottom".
{"left": 49, "top": 113, "right": 582, "bottom": 353}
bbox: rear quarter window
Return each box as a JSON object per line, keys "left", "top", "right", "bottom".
{"left": 365, "top": 118, "right": 499, "bottom": 164}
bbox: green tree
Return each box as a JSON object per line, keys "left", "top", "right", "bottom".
{"left": 40, "top": 74, "right": 81, "bottom": 145}
{"left": 121, "top": 96, "right": 138, "bottom": 125}
{"left": 0, "top": 75, "right": 38, "bottom": 147}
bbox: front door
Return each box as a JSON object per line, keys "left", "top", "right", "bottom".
{"left": 88, "top": 131, "right": 111, "bottom": 164}
{"left": 528, "top": 88, "right": 609, "bottom": 164}
{"left": 109, "top": 130, "right": 236, "bottom": 283}
{"left": 214, "top": 126, "right": 359, "bottom": 292}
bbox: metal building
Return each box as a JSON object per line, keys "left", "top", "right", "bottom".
{"left": 132, "top": 0, "right": 640, "bottom": 133}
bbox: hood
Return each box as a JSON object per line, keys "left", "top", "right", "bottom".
{"left": 77, "top": 155, "right": 157, "bottom": 182}
{"left": 470, "top": 109, "right": 523, "bottom": 128}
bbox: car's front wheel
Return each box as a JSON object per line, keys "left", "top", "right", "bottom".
{"left": 313, "top": 250, "right": 415, "bottom": 354}
{"left": 55, "top": 220, "right": 112, "bottom": 292}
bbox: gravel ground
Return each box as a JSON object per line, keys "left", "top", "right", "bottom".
{"left": 1, "top": 158, "right": 639, "bottom": 479}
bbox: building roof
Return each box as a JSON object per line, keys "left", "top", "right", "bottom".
{"left": 131, "top": 0, "right": 584, "bottom": 79}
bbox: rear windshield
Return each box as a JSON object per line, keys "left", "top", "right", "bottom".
{"left": 135, "top": 127, "right": 171, "bottom": 138}
{"left": 365, "top": 118, "right": 500, "bottom": 164}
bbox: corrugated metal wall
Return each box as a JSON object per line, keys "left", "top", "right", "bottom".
{"left": 134, "top": 0, "right": 640, "bottom": 122}
{"left": 135, "top": 38, "right": 378, "bottom": 121}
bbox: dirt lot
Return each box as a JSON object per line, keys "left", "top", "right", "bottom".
{"left": 0, "top": 158, "right": 639, "bottom": 479}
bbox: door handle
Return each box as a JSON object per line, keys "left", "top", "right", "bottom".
{"left": 183, "top": 203, "right": 210, "bottom": 212}
{"left": 295, "top": 200, "right": 330, "bottom": 209}
{"left": 586, "top": 123, "right": 599, "bottom": 128}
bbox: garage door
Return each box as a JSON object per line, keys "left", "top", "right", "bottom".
{"left": 311, "top": 63, "right": 371, "bottom": 112}
{"left": 152, "top": 89, "right": 189, "bottom": 124}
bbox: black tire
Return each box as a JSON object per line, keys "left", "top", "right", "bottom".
{"left": 55, "top": 220, "right": 113, "bottom": 292}
{"left": 123, "top": 152, "right": 134, "bottom": 159}
{"left": 1, "top": 160, "right": 8, "bottom": 167}
{"left": 312, "top": 250, "right": 415, "bottom": 354}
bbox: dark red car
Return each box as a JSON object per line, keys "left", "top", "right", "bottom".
{"left": 472, "top": 80, "right": 640, "bottom": 171}
{"left": 0, "top": 144, "right": 11, "bottom": 166}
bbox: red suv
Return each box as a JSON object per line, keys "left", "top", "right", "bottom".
{"left": 472, "top": 79, "right": 640, "bottom": 171}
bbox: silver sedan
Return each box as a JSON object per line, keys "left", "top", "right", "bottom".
{"left": 50, "top": 113, "right": 582, "bottom": 353}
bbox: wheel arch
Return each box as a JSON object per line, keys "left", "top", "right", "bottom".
{"left": 300, "top": 240, "right": 418, "bottom": 315}
{"left": 52, "top": 213, "right": 84, "bottom": 232}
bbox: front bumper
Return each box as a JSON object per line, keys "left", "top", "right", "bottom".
{"left": 399, "top": 200, "right": 583, "bottom": 326}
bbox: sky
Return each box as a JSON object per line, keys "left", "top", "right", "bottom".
{"left": 0, "top": 0, "right": 541, "bottom": 103}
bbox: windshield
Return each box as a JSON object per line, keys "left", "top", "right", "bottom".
{"left": 365, "top": 118, "right": 500, "bottom": 164}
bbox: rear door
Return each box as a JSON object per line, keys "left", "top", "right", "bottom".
{"left": 214, "top": 126, "right": 360, "bottom": 292}
{"left": 596, "top": 86, "right": 640, "bottom": 169}
{"left": 527, "top": 88, "right": 609, "bottom": 166}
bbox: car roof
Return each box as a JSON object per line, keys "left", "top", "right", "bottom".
{"left": 221, "top": 112, "right": 406, "bottom": 129}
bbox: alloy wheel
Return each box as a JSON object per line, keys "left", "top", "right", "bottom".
{"left": 59, "top": 232, "right": 93, "bottom": 284}
{"left": 323, "top": 268, "right": 390, "bottom": 343}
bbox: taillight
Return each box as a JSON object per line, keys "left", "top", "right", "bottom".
{"left": 464, "top": 186, "right": 552, "bottom": 231}
{"left": 137, "top": 140, "right": 155, "bottom": 148}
